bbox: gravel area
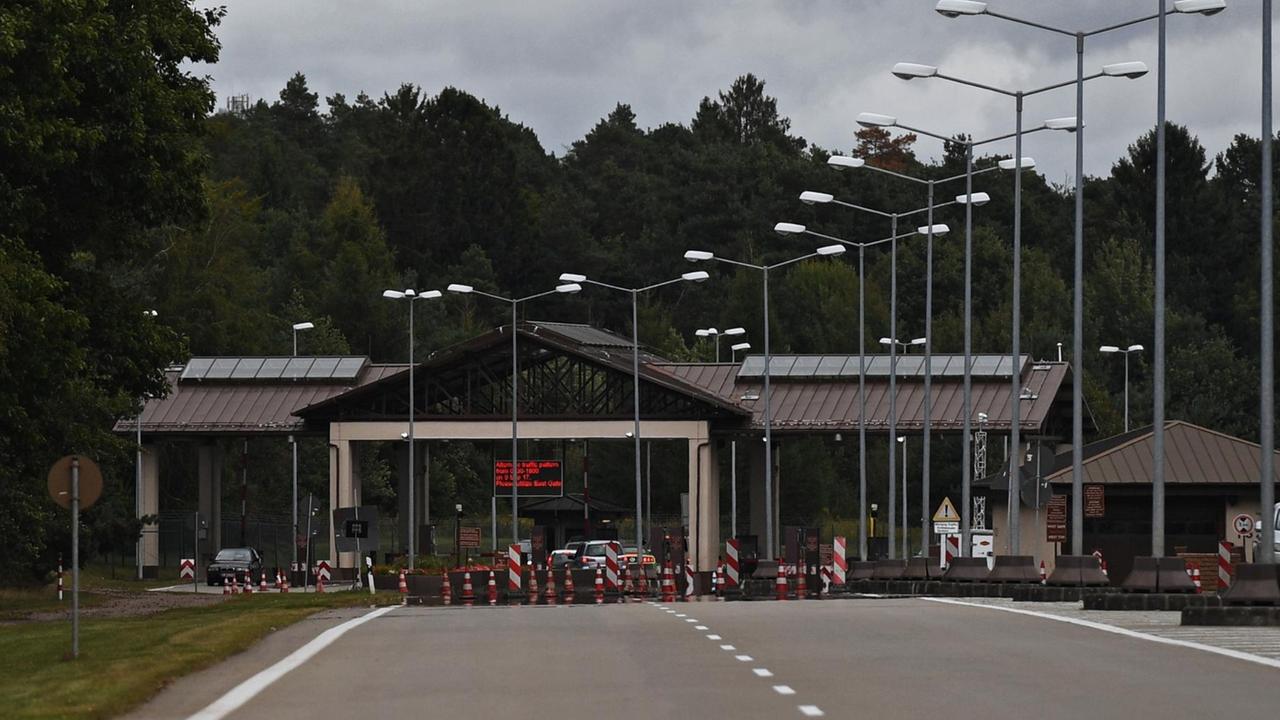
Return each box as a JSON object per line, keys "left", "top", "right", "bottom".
{"left": 2, "top": 588, "right": 225, "bottom": 624}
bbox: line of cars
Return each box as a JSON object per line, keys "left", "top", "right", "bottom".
{"left": 547, "top": 540, "right": 655, "bottom": 570}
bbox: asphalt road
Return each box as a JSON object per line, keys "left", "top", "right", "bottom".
{"left": 129, "top": 597, "right": 1279, "bottom": 720}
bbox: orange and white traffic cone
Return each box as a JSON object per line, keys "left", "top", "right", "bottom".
{"left": 796, "top": 564, "right": 808, "bottom": 600}
{"left": 563, "top": 567, "right": 575, "bottom": 605}
{"left": 543, "top": 569, "right": 557, "bottom": 606}
{"left": 398, "top": 568, "right": 408, "bottom": 595}
{"left": 1039, "top": 561, "right": 1047, "bottom": 585}
{"left": 315, "top": 571, "right": 325, "bottom": 593}
{"left": 260, "top": 570, "right": 268, "bottom": 593}
{"left": 635, "top": 564, "right": 648, "bottom": 599}
{"left": 275, "top": 570, "right": 283, "bottom": 591}
{"left": 281, "top": 572, "right": 290, "bottom": 594}
{"left": 487, "top": 570, "right": 497, "bottom": 606}
{"left": 223, "top": 578, "right": 230, "bottom": 595}
{"left": 441, "top": 572, "right": 453, "bottom": 605}
{"left": 527, "top": 567, "right": 538, "bottom": 605}
{"left": 232, "top": 576, "right": 240, "bottom": 595}
{"left": 462, "top": 571, "right": 475, "bottom": 606}
{"left": 594, "top": 568, "right": 604, "bottom": 604}
{"left": 243, "top": 574, "right": 253, "bottom": 595}
{"left": 775, "top": 562, "right": 788, "bottom": 601}
{"left": 622, "top": 565, "right": 633, "bottom": 599}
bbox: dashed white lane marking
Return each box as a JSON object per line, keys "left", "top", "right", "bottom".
{"left": 707, "top": 634, "right": 722, "bottom": 640}
{"left": 675, "top": 613, "right": 687, "bottom": 617}
{"left": 923, "top": 597, "right": 1280, "bottom": 671}
{"left": 752, "top": 668, "right": 773, "bottom": 677}
{"left": 735, "top": 655, "right": 753, "bottom": 662}
{"left": 187, "top": 606, "right": 396, "bottom": 720}
{"left": 695, "top": 625, "right": 708, "bottom": 630}
{"left": 719, "top": 644, "right": 736, "bottom": 651}
{"left": 798, "top": 704, "right": 825, "bottom": 716}
{"left": 684, "top": 618, "right": 698, "bottom": 623}
{"left": 773, "top": 685, "right": 796, "bottom": 695}
{"left": 666, "top": 610, "right": 676, "bottom": 614}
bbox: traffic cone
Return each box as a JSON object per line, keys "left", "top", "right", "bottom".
{"left": 594, "top": 568, "right": 604, "bottom": 604}
{"left": 441, "top": 572, "right": 453, "bottom": 606}
{"left": 398, "top": 568, "right": 408, "bottom": 595}
{"left": 712, "top": 564, "right": 721, "bottom": 597}
{"left": 462, "top": 571, "right": 475, "bottom": 606}
{"left": 281, "top": 572, "right": 290, "bottom": 594}
{"left": 316, "top": 571, "right": 325, "bottom": 593}
{"left": 275, "top": 570, "right": 283, "bottom": 591}
{"left": 1039, "top": 561, "right": 1047, "bottom": 584}
{"left": 223, "top": 578, "right": 230, "bottom": 595}
{"left": 660, "top": 562, "right": 673, "bottom": 602}
{"left": 635, "top": 564, "right": 648, "bottom": 599}
{"left": 527, "top": 567, "right": 538, "bottom": 605}
{"left": 259, "top": 570, "right": 268, "bottom": 593}
{"left": 543, "top": 568, "right": 557, "bottom": 606}
{"left": 563, "top": 567, "right": 575, "bottom": 605}
{"left": 621, "top": 565, "right": 633, "bottom": 601}
{"left": 796, "top": 564, "right": 808, "bottom": 600}
{"left": 243, "top": 575, "right": 253, "bottom": 595}
{"left": 232, "top": 576, "right": 240, "bottom": 595}
{"left": 487, "top": 570, "right": 497, "bottom": 606}
{"left": 775, "top": 562, "right": 788, "bottom": 601}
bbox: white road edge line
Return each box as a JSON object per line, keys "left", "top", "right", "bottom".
{"left": 187, "top": 605, "right": 397, "bottom": 720}
{"left": 922, "top": 597, "right": 1280, "bottom": 670}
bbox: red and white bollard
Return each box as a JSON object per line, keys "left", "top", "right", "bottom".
{"left": 1186, "top": 564, "right": 1202, "bottom": 593}
{"left": 487, "top": 570, "right": 498, "bottom": 606}
{"left": 684, "top": 563, "right": 696, "bottom": 600}
{"left": 275, "top": 570, "right": 283, "bottom": 591}
{"left": 543, "top": 568, "right": 558, "bottom": 606}
{"left": 775, "top": 561, "right": 788, "bottom": 601}
{"left": 57, "top": 557, "right": 64, "bottom": 602}
{"left": 280, "top": 571, "right": 289, "bottom": 594}
{"left": 260, "top": 570, "right": 268, "bottom": 593}
{"left": 622, "top": 564, "right": 633, "bottom": 600}
{"left": 315, "top": 571, "right": 325, "bottom": 593}
{"left": 594, "top": 568, "right": 604, "bottom": 604}
{"left": 462, "top": 571, "right": 475, "bottom": 606}
{"left": 605, "top": 542, "right": 620, "bottom": 598}
{"left": 223, "top": 578, "right": 231, "bottom": 595}
{"left": 526, "top": 567, "right": 538, "bottom": 605}
{"left": 441, "top": 572, "right": 453, "bottom": 606}
{"left": 1218, "top": 540, "right": 1234, "bottom": 592}
{"left": 796, "top": 564, "right": 808, "bottom": 600}
{"left": 243, "top": 574, "right": 253, "bottom": 595}
{"left": 398, "top": 568, "right": 408, "bottom": 595}
{"left": 1039, "top": 561, "right": 1047, "bottom": 585}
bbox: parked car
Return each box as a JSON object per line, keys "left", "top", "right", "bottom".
{"left": 207, "top": 547, "right": 262, "bottom": 586}
{"left": 619, "top": 547, "right": 656, "bottom": 567}
{"left": 548, "top": 549, "right": 577, "bottom": 570}
{"left": 574, "top": 540, "right": 613, "bottom": 569}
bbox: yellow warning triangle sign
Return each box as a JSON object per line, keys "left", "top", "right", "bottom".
{"left": 932, "top": 497, "right": 959, "bottom": 523}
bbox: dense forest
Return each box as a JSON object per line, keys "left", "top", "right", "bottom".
{"left": 2, "top": 1, "right": 1274, "bottom": 578}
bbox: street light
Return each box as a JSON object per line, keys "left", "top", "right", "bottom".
{"left": 382, "top": 289, "right": 443, "bottom": 569}
{"left": 897, "top": 435, "right": 909, "bottom": 557}
{"left": 558, "top": 271, "right": 708, "bottom": 568}
{"left": 684, "top": 245, "right": 847, "bottom": 557}
{"left": 695, "top": 326, "right": 747, "bottom": 361}
{"left": 730, "top": 342, "right": 751, "bottom": 362}
{"left": 933, "top": 0, "right": 1225, "bottom": 567}
{"left": 1100, "top": 344, "right": 1144, "bottom": 432}
{"left": 1262, "top": 0, "right": 1276, "bottom": 566}
{"left": 446, "top": 281, "right": 581, "bottom": 553}
{"left": 137, "top": 310, "right": 158, "bottom": 580}
{"left": 291, "top": 321, "right": 314, "bottom": 356}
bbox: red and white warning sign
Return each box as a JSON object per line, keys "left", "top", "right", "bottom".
{"left": 179, "top": 558, "right": 195, "bottom": 580}
{"left": 315, "top": 560, "right": 332, "bottom": 582}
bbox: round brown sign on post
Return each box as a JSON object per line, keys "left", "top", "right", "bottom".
{"left": 47, "top": 455, "right": 104, "bottom": 510}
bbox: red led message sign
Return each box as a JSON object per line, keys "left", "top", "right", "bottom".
{"left": 494, "top": 460, "right": 563, "bottom": 497}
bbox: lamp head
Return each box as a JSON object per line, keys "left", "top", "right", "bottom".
{"left": 292, "top": 321, "right": 315, "bottom": 331}
{"left": 446, "top": 283, "right": 473, "bottom": 294}
{"left": 955, "top": 192, "right": 991, "bottom": 206}
{"left": 1099, "top": 345, "right": 1120, "bottom": 353}
{"left": 917, "top": 224, "right": 950, "bottom": 236}
{"left": 724, "top": 327, "right": 746, "bottom": 336}
{"left": 420, "top": 289, "right": 442, "bottom": 299}
{"left": 910, "top": 337, "right": 926, "bottom": 345}
{"left": 816, "top": 244, "right": 846, "bottom": 256}
{"left": 1173, "top": 0, "right": 1226, "bottom": 15}
{"left": 856, "top": 112, "right": 897, "bottom": 128}
{"left": 799, "top": 191, "right": 833, "bottom": 205}
{"left": 1101, "top": 61, "right": 1149, "bottom": 79}
{"left": 1044, "top": 116, "right": 1078, "bottom": 132}
{"left": 878, "top": 337, "right": 893, "bottom": 345}
{"left": 684, "top": 250, "right": 714, "bottom": 262}
{"left": 731, "top": 342, "right": 751, "bottom": 352}
{"left": 1127, "top": 344, "right": 1145, "bottom": 352}
{"left": 892, "top": 62, "right": 938, "bottom": 80}
{"left": 682, "top": 270, "right": 710, "bottom": 282}
{"left": 382, "top": 290, "right": 406, "bottom": 299}
{"left": 998, "top": 157, "right": 1037, "bottom": 170}
{"left": 774, "top": 222, "right": 806, "bottom": 235}
{"left": 827, "top": 155, "right": 866, "bottom": 170}
{"left": 695, "top": 329, "right": 712, "bottom": 337}
{"left": 559, "top": 273, "right": 586, "bottom": 283}
{"left": 555, "top": 283, "right": 582, "bottom": 293}
{"left": 977, "top": 411, "right": 988, "bottom": 422}
{"left": 935, "top": 0, "right": 987, "bottom": 17}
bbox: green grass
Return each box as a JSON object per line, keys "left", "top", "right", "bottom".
{"left": 0, "top": 590, "right": 402, "bottom": 720}
{"left": 0, "top": 589, "right": 105, "bottom": 622}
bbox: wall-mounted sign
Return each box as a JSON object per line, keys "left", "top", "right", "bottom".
{"left": 1084, "top": 484, "right": 1106, "bottom": 518}
{"left": 494, "top": 460, "right": 563, "bottom": 497}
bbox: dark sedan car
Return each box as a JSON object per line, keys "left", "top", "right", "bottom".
{"left": 207, "top": 547, "right": 262, "bottom": 586}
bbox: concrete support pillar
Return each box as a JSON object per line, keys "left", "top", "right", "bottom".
{"left": 140, "top": 443, "right": 160, "bottom": 575}
{"left": 686, "top": 426, "right": 718, "bottom": 572}
{"left": 197, "top": 443, "right": 223, "bottom": 556}
{"left": 328, "top": 440, "right": 362, "bottom": 570}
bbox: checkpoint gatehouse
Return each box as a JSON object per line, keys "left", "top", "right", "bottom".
{"left": 122, "top": 320, "right": 1074, "bottom": 579}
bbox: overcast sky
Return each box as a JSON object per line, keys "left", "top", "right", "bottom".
{"left": 202, "top": 1, "right": 1272, "bottom": 184}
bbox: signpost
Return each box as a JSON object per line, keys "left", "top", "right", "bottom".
{"left": 1084, "top": 484, "right": 1106, "bottom": 518}
{"left": 333, "top": 506, "right": 380, "bottom": 587}
{"left": 932, "top": 497, "right": 960, "bottom": 535}
{"left": 47, "top": 455, "right": 103, "bottom": 660}
{"left": 1233, "top": 513, "right": 1255, "bottom": 539}
{"left": 1046, "top": 495, "right": 1068, "bottom": 544}
{"left": 459, "top": 526, "right": 481, "bottom": 564}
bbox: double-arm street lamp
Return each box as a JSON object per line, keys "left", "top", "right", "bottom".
{"left": 696, "top": 326, "right": 746, "bottom": 362}
{"left": 558, "top": 271, "right": 709, "bottom": 565}
{"left": 883, "top": 338, "right": 924, "bottom": 558}
{"left": 683, "top": 245, "right": 847, "bottom": 557}
{"left": 289, "top": 320, "right": 314, "bottom": 574}
{"left": 445, "top": 282, "right": 582, "bottom": 554}
{"left": 1100, "top": 344, "right": 1145, "bottom": 432}
{"left": 382, "top": 289, "right": 443, "bottom": 569}
{"left": 933, "top": 0, "right": 1226, "bottom": 569}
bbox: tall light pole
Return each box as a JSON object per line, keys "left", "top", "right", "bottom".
{"left": 289, "top": 320, "right": 314, "bottom": 574}
{"left": 779, "top": 216, "right": 958, "bottom": 560}
{"left": 558, "top": 271, "right": 710, "bottom": 566}
{"left": 883, "top": 337, "right": 925, "bottom": 558}
{"left": 382, "top": 289, "right": 442, "bottom": 569}
{"left": 897, "top": 435, "right": 909, "bottom": 557}
{"left": 137, "top": 309, "right": 158, "bottom": 580}
{"left": 1100, "top": 344, "right": 1145, "bottom": 432}
{"left": 1261, "top": 0, "right": 1275, "bottom": 565}
{"left": 446, "top": 282, "right": 582, "bottom": 552}
{"left": 933, "top": 0, "right": 1225, "bottom": 565}
{"left": 684, "top": 244, "right": 847, "bottom": 557}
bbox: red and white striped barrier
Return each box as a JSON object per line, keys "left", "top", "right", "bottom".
{"left": 833, "top": 536, "right": 847, "bottom": 586}
{"left": 725, "top": 539, "right": 741, "bottom": 588}
{"left": 661, "top": 562, "right": 675, "bottom": 603}
{"left": 179, "top": 558, "right": 195, "bottom": 581}
{"left": 684, "top": 563, "right": 695, "bottom": 599}
{"left": 1218, "top": 541, "right": 1233, "bottom": 591}
{"left": 315, "top": 560, "right": 332, "bottom": 584}
{"left": 942, "top": 534, "right": 960, "bottom": 570}
{"left": 605, "top": 542, "right": 620, "bottom": 593}
{"left": 508, "top": 544, "right": 522, "bottom": 597}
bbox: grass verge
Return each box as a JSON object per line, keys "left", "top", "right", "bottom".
{"left": 0, "top": 590, "right": 402, "bottom": 720}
